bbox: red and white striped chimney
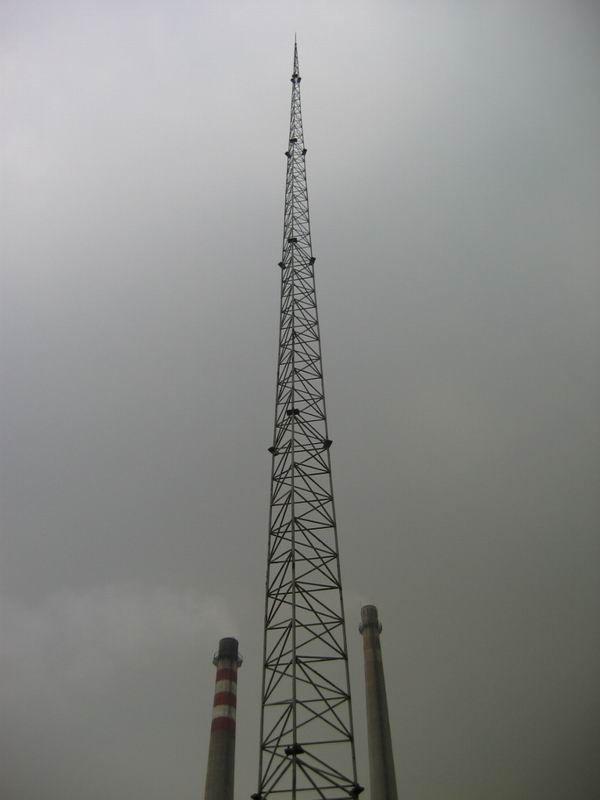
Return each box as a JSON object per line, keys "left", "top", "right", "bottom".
{"left": 204, "top": 637, "right": 242, "bottom": 800}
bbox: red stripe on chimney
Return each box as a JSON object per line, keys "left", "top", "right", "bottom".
{"left": 216, "top": 667, "right": 238, "bottom": 683}
{"left": 211, "top": 716, "right": 236, "bottom": 733}
{"left": 213, "top": 691, "right": 237, "bottom": 708}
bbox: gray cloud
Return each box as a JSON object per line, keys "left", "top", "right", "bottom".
{"left": 1, "top": 586, "right": 235, "bottom": 694}
{"left": 1, "top": 1, "right": 599, "bottom": 798}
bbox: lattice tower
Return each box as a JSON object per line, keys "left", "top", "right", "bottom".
{"left": 254, "top": 41, "right": 363, "bottom": 800}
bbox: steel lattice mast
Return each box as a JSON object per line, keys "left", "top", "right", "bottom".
{"left": 254, "top": 41, "right": 362, "bottom": 800}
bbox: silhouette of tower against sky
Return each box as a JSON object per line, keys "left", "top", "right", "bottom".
{"left": 254, "top": 41, "right": 363, "bottom": 800}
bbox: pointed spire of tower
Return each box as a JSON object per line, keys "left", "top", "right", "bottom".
{"left": 292, "top": 34, "right": 300, "bottom": 79}
{"left": 254, "top": 41, "right": 362, "bottom": 800}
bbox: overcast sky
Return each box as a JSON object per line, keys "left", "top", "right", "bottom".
{"left": 1, "top": 1, "right": 599, "bottom": 798}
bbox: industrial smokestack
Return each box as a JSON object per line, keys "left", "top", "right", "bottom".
{"left": 359, "top": 605, "right": 398, "bottom": 800}
{"left": 204, "top": 637, "right": 242, "bottom": 800}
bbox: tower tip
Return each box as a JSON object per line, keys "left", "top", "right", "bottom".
{"left": 292, "top": 35, "right": 300, "bottom": 78}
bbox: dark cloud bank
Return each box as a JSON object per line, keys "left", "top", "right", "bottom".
{"left": 1, "top": 2, "right": 599, "bottom": 798}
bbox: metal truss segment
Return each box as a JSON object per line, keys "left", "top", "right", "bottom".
{"left": 257, "top": 40, "right": 359, "bottom": 800}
